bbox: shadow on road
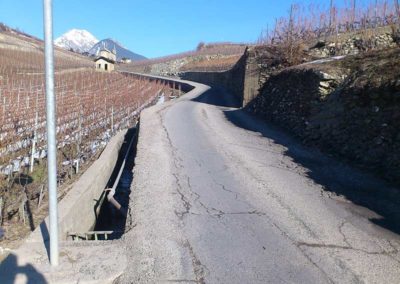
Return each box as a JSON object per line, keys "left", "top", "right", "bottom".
{"left": 192, "top": 85, "right": 400, "bottom": 236}
{"left": 191, "top": 87, "right": 242, "bottom": 108}
{"left": 0, "top": 254, "right": 47, "bottom": 284}
{"left": 39, "top": 222, "right": 51, "bottom": 261}
{"left": 226, "top": 107, "right": 400, "bottom": 235}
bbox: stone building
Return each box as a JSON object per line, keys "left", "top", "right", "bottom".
{"left": 94, "top": 46, "right": 116, "bottom": 72}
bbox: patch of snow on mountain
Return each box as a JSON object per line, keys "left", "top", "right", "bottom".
{"left": 55, "top": 29, "right": 98, "bottom": 53}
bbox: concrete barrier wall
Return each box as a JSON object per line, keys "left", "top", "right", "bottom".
{"left": 58, "top": 130, "right": 127, "bottom": 238}
{"left": 180, "top": 53, "right": 247, "bottom": 105}
{"left": 28, "top": 130, "right": 127, "bottom": 242}
{"left": 179, "top": 47, "right": 271, "bottom": 107}
{"left": 124, "top": 72, "right": 195, "bottom": 94}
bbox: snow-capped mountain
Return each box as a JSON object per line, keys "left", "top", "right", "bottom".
{"left": 55, "top": 29, "right": 98, "bottom": 53}
{"left": 89, "top": 38, "right": 146, "bottom": 61}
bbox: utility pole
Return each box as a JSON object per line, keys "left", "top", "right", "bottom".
{"left": 43, "top": 0, "right": 59, "bottom": 266}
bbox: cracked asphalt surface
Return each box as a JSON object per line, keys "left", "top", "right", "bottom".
{"left": 117, "top": 81, "right": 400, "bottom": 283}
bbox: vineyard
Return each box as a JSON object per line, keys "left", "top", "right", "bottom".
{"left": 179, "top": 54, "right": 243, "bottom": 72}
{"left": 129, "top": 42, "right": 248, "bottom": 68}
{"left": 258, "top": 0, "right": 399, "bottom": 44}
{"left": 256, "top": 0, "right": 400, "bottom": 65}
{"left": 0, "top": 39, "right": 172, "bottom": 243}
{"left": 121, "top": 42, "right": 248, "bottom": 75}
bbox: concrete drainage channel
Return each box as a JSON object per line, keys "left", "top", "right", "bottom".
{"left": 68, "top": 127, "right": 137, "bottom": 242}
{"left": 0, "top": 125, "right": 139, "bottom": 283}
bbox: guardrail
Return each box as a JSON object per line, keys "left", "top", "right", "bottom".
{"left": 120, "top": 71, "right": 196, "bottom": 94}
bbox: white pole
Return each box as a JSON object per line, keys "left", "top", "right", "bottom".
{"left": 111, "top": 105, "right": 114, "bottom": 133}
{"left": 43, "top": 0, "right": 59, "bottom": 266}
{"left": 2, "top": 97, "right": 6, "bottom": 122}
{"left": 30, "top": 111, "right": 38, "bottom": 173}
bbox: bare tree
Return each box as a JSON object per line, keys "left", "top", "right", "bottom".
{"left": 329, "top": 0, "right": 334, "bottom": 32}
{"left": 351, "top": 0, "right": 357, "bottom": 30}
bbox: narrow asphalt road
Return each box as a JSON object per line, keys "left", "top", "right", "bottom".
{"left": 118, "top": 82, "right": 400, "bottom": 283}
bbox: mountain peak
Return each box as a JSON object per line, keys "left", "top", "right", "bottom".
{"left": 55, "top": 29, "right": 99, "bottom": 53}
{"left": 89, "top": 39, "right": 146, "bottom": 61}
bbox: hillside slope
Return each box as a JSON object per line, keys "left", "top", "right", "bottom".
{"left": 0, "top": 24, "right": 94, "bottom": 70}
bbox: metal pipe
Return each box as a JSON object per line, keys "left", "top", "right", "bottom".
{"left": 106, "top": 123, "right": 138, "bottom": 216}
{"left": 43, "top": 0, "right": 59, "bottom": 267}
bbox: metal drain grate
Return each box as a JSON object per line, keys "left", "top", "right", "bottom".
{"left": 68, "top": 231, "right": 123, "bottom": 241}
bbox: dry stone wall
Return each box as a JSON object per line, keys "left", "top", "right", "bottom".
{"left": 310, "top": 27, "right": 398, "bottom": 58}
{"left": 246, "top": 49, "right": 400, "bottom": 184}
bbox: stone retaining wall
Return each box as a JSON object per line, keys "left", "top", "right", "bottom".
{"left": 310, "top": 26, "right": 398, "bottom": 57}
{"left": 246, "top": 49, "right": 400, "bottom": 184}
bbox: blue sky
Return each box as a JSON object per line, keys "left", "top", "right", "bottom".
{"left": 0, "top": 0, "right": 369, "bottom": 58}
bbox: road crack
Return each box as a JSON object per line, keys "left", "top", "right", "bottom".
{"left": 159, "top": 111, "right": 201, "bottom": 221}
{"left": 338, "top": 220, "right": 351, "bottom": 247}
{"left": 297, "top": 241, "right": 400, "bottom": 258}
{"left": 184, "top": 240, "right": 208, "bottom": 284}
{"left": 214, "top": 180, "right": 239, "bottom": 200}
{"left": 197, "top": 199, "right": 266, "bottom": 218}
{"left": 174, "top": 180, "right": 192, "bottom": 219}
